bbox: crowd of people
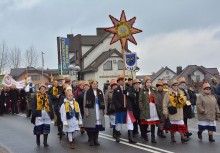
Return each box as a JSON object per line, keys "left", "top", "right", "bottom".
{"left": 1, "top": 75, "right": 220, "bottom": 150}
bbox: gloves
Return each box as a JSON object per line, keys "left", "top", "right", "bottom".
{"left": 63, "top": 121, "right": 68, "bottom": 126}
{"left": 123, "top": 90, "right": 127, "bottom": 95}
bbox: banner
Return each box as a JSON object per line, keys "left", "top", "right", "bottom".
{"left": 59, "top": 37, "right": 70, "bottom": 75}
{"left": 2, "top": 75, "right": 32, "bottom": 89}
{"left": 125, "top": 53, "right": 137, "bottom": 71}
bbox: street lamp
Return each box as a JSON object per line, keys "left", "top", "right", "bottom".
{"left": 68, "top": 64, "right": 81, "bottom": 81}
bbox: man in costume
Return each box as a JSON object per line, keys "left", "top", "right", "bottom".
{"left": 112, "top": 75, "right": 137, "bottom": 144}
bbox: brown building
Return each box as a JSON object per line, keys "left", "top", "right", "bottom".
{"left": 10, "top": 67, "right": 58, "bottom": 86}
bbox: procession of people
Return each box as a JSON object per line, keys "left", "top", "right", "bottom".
{"left": 0, "top": 74, "right": 220, "bottom": 150}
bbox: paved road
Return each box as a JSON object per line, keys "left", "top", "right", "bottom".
{"left": 0, "top": 114, "right": 220, "bottom": 153}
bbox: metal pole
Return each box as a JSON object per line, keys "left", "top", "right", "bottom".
{"left": 59, "top": 37, "right": 63, "bottom": 75}
{"left": 122, "top": 49, "right": 126, "bottom": 108}
{"left": 41, "top": 51, "right": 45, "bottom": 82}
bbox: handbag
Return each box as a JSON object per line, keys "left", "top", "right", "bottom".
{"left": 164, "top": 118, "right": 171, "bottom": 130}
{"left": 168, "top": 106, "right": 177, "bottom": 115}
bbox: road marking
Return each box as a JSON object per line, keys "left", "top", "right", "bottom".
{"left": 99, "top": 135, "right": 162, "bottom": 153}
{"left": 99, "top": 133, "right": 174, "bottom": 153}
{"left": 16, "top": 113, "right": 26, "bottom": 117}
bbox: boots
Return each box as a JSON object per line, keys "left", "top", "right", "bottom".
{"left": 184, "top": 132, "right": 192, "bottom": 138}
{"left": 36, "top": 135, "right": 40, "bottom": 146}
{"left": 181, "top": 134, "right": 189, "bottom": 143}
{"left": 94, "top": 132, "right": 100, "bottom": 146}
{"left": 197, "top": 131, "right": 202, "bottom": 140}
{"left": 43, "top": 134, "right": 49, "bottom": 147}
{"left": 128, "top": 130, "right": 137, "bottom": 144}
{"left": 89, "top": 133, "right": 95, "bottom": 146}
{"left": 113, "top": 128, "right": 117, "bottom": 138}
{"left": 157, "top": 128, "right": 166, "bottom": 138}
{"left": 140, "top": 124, "right": 148, "bottom": 141}
{"left": 209, "top": 135, "right": 215, "bottom": 142}
{"left": 87, "top": 132, "right": 91, "bottom": 142}
{"left": 69, "top": 142, "right": 75, "bottom": 149}
{"left": 160, "top": 131, "right": 166, "bottom": 138}
{"left": 115, "top": 130, "right": 120, "bottom": 143}
{"left": 171, "top": 133, "right": 176, "bottom": 143}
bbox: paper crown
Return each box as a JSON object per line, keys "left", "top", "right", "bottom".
{"left": 178, "top": 77, "right": 186, "bottom": 83}
{"left": 170, "top": 79, "right": 178, "bottom": 87}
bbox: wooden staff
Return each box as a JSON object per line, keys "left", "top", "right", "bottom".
{"left": 122, "top": 48, "right": 126, "bottom": 108}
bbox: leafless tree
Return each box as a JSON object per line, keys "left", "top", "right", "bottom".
{"left": 24, "top": 45, "right": 39, "bottom": 67}
{"left": 9, "top": 46, "right": 22, "bottom": 68}
{"left": 0, "top": 41, "right": 9, "bottom": 74}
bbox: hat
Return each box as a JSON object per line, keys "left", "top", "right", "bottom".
{"left": 78, "top": 81, "right": 83, "bottom": 86}
{"left": 56, "top": 75, "right": 64, "bottom": 81}
{"left": 83, "top": 80, "right": 90, "bottom": 86}
{"left": 117, "top": 75, "right": 126, "bottom": 82}
{"left": 65, "top": 85, "right": 72, "bottom": 95}
{"left": 203, "top": 82, "right": 211, "bottom": 89}
{"left": 39, "top": 83, "right": 47, "bottom": 90}
{"left": 156, "top": 80, "right": 163, "bottom": 87}
{"left": 133, "top": 79, "right": 141, "bottom": 84}
{"left": 110, "top": 79, "right": 118, "bottom": 87}
{"left": 170, "top": 79, "right": 179, "bottom": 87}
{"left": 144, "top": 76, "right": 151, "bottom": 82}
{"left": 128, "top": 77, "right": 133, "bottom": 81}
{"left": 211, "top": 76, "right": 217, "bottom": 81}
{"left": 90, "top": 79, "right": 98, "bottom": 84}
{"left": 178, "top": 77, "right": 186, "bottom": 84}
{"left": 163, "top": 80, "right": 168, "bottom": 85}
{"left": 64, "top": 76, "right": 70, "bottom": 83}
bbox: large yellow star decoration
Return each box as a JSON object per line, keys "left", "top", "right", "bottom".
{"left": 105, "top": 10, "right": 142, "bottom": 50}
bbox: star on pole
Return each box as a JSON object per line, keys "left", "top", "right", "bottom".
{"left": 105, "top": 10, "right": 142, "bottom": 50}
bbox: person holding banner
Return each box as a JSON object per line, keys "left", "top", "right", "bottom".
{"left": 112, "top": 75, "right": 137, "bottom": 144}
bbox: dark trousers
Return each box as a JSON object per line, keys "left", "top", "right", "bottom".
{"left": 133, "top": 119, "right": 140, "bottom": 134}
{"left": 55, "top": 110, "right": 63, "bottom": 133}
{"left": 12, "top": 101, "right": 18, "bottom": 114}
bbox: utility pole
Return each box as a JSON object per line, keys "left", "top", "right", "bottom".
{"left": 41, "top": 51, "right": 45, "bottom": 82}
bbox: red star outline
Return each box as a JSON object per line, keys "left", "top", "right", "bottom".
{"left": 105, "top": 10, "right": 142, "bottom": 50}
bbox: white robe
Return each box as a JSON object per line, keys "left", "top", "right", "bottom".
{"left": 60, "top": 99, "right": 82, "bottom": 133}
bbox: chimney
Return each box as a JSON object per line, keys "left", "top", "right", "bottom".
{"left": 96, "top": 28, "right": 107, "bottom": 36}
{"left": 177, "top": 66, "right": 182, "bottom": 75}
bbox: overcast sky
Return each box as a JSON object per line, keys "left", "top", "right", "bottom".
{"left": 0, "top": 0, "right": 220, "bottom": 75}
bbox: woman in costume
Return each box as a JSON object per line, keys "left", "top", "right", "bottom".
{"left": 196, "top": 82, "right": 220, "bottom": 142}
{"left": 83, "top": 80, "right": 105, "bottom": 146}
{"left": 32, "top": 83, "right": 54, "bottom": 147}
{"left": 163, "top": 79, "right": 188, "bottom": 143}
{"left": 139, "top": 76, "right": 160, "bottom": 143}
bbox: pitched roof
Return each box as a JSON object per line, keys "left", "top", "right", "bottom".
{"left": 151, "top": 66, "right": 176, "bottom": 81}
{"left": 175, "top": 65, "right": 220, "bottom": 82}
{"left": 10, "top": 67, "right": 36, "bottom": 78}
{"left": 81, "top": 33, "right": 111, "bottom": 59}
{"left": 81, "top": 36, "right": 102, "bottom": 46}
{"left": 83, "top": 49, "right": 123, "bottom": 73}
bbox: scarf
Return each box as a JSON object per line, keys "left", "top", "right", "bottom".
{"left": 64, "top": 98, "right": 79, "bottom": 119}
{"left": 36, "top": 93, "right": 50, "bottom": 112}
{"left": 85, "top": 88, "right": 105, "bottom": 109}
{"left": 52, "top": 86, "right": 58, "bottom": 96}
{"left": 169, "top": 91, "right": 185, "bottom": 108}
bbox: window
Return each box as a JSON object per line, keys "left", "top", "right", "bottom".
{"left": 103, "top": 61, "right": 112, "bottom": 71}
{"left": 31, "top": 75, "right": 40, "bottom": 81}
{"left": 118, "top": 60, "right": 123, "bottom": 70}
{"left": 196, "top": 75, "right": 200, "bottom": 82}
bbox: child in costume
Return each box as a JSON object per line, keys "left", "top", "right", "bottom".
{"left": 60, "top": 86, "right": 82, "bottom": 149}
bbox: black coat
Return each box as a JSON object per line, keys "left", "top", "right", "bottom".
{"left": 112, "top": 86, "right": 133, "bottom": 113}
{"left": 9, "top": 89, "right": 19, "bottom": 103}
{"left": 188, "top": 89, "right": 197, "bottom": 105}
{"left": 179, "top": 87, "right": 192, "bottom": 119}
{"left": 131, "top": 87, "right": 141, "bottom": 119}
{"left": 32, "top": 94, "right": 54, "bottom": 119}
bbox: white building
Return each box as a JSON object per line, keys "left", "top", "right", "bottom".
{"left": 57, "top": 28, "right": 137, "bottom": 89}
